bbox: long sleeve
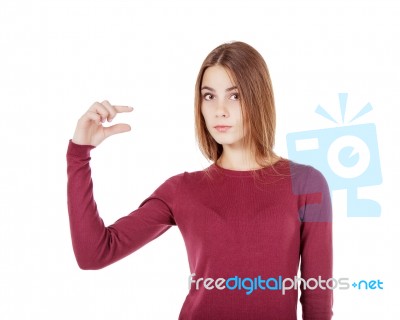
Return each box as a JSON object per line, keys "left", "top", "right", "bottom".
{"left": 299, "top": 167, "right": 333, "bottom": 319}
{"left": 66, "top": 140, "right": 180, "bottom": 270}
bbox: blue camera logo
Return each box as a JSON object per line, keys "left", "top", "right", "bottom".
{"left": 286, "top": 93, "right": 382, "bottom": 217}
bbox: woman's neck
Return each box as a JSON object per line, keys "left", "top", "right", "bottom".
{"left": 217, "top": 145, "right": 279, "bottom": 171}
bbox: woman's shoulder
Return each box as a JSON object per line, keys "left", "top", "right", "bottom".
{"left": 285, "top": 159, "right": 329, "bottom": 195}
{"left": 166, "top": 160, "right": 328, "bottom": 185}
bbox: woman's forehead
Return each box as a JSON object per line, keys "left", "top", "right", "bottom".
{"left": 201, "top": 65, "right": 236, "bottom": 89}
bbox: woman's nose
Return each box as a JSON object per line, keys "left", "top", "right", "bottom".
{"left": 215, "top": 100, "right": 229, "bottom": 118}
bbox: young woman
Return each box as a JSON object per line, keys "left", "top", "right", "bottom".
{"left": 67, "top": 41, "right": 333, "bottom": 319}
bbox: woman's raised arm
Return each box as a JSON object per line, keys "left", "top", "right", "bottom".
{"left": 67, "top": 101, "right": 179, "bottom": 270}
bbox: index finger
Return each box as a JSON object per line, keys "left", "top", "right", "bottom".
{"left": 113, "top": 105, "right": 134, "bottom": 113}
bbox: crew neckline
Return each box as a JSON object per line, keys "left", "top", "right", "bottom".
{"left": 209, "top": 157, "right": 287, "bottom": 177}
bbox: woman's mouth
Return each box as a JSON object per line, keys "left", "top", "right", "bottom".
{"left": 214, "top": 126, "right": 232, "bottom": 132}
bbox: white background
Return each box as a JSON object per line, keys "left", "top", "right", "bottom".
{"left": 1, "top": 0, "right": 399, "bottom": 319}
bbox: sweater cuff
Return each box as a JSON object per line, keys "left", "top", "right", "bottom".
{"left": 67, "top": 139, "right": 96, "bottom": 158}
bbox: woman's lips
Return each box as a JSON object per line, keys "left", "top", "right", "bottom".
{"left": 214, "top": 126, "right": 232, "bottom": 132}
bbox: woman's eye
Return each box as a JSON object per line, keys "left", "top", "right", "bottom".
{"left": 203, "top": 94, "right": 213, "bottom": 101}
{"left": 230, "top": 93, "right": 240, "bottom": 100}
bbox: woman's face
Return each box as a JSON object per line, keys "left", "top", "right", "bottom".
{"left": 201, "top": 65, "right": 246, "bottom": 148}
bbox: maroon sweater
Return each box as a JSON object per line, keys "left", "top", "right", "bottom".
{"left": 67, "top": 140, "right": 333, "bottom": 319}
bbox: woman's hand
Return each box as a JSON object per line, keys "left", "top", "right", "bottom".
{"left": 72, "top": 100, "right": 133, "bottom": 146}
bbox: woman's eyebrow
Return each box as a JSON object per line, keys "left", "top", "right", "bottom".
{"left": 201, "top": 86, "right": 238, "bottom": 92}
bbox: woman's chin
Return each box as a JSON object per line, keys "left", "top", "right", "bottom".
{"left": 215, "top": 139, "right": 244, "bottom": 148}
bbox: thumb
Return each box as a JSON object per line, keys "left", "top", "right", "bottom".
{"left": 104, "top": 123, "right": 131, "bottom": 138}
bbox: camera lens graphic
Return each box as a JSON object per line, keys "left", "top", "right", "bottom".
{"left": 327, "top": 135, "right": 370, "bottom": 179}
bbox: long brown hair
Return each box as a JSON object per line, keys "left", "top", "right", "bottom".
{"left": 195, "top": 41, "right": 278, "bottom": 167}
